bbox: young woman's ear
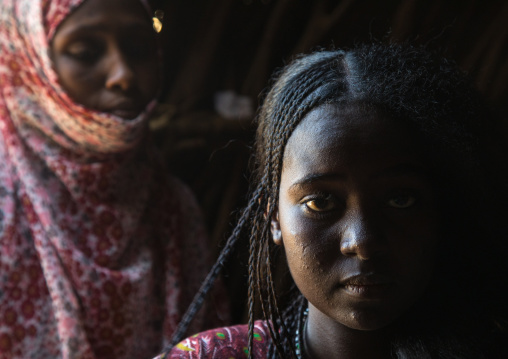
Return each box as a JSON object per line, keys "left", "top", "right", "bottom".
{"left": 271, "top": 210, "right": 282, "bottom": 246}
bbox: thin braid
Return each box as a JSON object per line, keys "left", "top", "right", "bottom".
{"left": 247, "top": 199, "right": 264, "bottom": 359}
{"left": 163, "top": 188, "right": 262, "bottom": 354}
{"left": 246, "top": 180, "right": 272, "bottom": 359}
{"left": 274, "top": 294, "right": 304, "bottom": 359}
{"left": 253, "top": 203, "right": 283, "bottom": 358}
{"left": 265, "top": 245, "right": 297, "bottom": 358}
{"left": 257, "top": 223, "right": 288, "bottom": 357}
{"left": 260, "top": 205, "right": 295, "bottom": 356}
{"left": 246, "top": 235, "right": 256, "bottom": 359}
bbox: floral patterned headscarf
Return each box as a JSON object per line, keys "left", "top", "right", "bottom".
{"left": 0, "top": 0, "right": 211, "bottom": 358}
{"left": 2, "top": 0, "right": 155, "bottom": 154}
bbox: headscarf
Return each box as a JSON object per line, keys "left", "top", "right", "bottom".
{"left": 0, "top": 0, "right": 212, "bottom": 357}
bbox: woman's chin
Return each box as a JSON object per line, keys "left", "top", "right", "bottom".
{"left": 336, "top": 309, "right": 401, "bottom": 332}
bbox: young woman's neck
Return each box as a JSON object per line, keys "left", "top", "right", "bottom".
{"left": 304, "top": 305, "right": 392, "bottom": 359}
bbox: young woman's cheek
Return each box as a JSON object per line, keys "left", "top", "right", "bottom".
{"left": 280, "top": 206, "right": 338, "bottom": 273}
{"left": 388, "top": 209, "right": 440, "bottom": 258}
{"left": 282, "top": 224, "right": 338, "bottom": 304}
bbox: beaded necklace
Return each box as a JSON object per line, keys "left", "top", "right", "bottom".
{"left": 294, "top": 307, "right": 309, "bottom": 359}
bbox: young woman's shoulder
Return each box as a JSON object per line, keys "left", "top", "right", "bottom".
{"left": 156, "top": 320, "right": 270, "bottom": 359}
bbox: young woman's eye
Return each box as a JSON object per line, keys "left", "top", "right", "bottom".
{"left": 304, "top": 195, "right": 337, "bottom": 212}
{"left": 387, "top": 194, "right": 416, "bottom": 209}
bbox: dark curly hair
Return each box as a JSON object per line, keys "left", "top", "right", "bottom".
{"left": 165, "top": 43, "right": 508, "bottom": 358}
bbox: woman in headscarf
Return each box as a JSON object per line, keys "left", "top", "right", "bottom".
{"left": 0, "top": 0, "right": 222, "bottom": 357}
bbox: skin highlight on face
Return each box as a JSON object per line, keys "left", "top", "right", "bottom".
{"left": 272, "top": 104, "right": 440, "bottom": 357}
{"left": 50, "top": 0, "right": 160, "bottom": 119}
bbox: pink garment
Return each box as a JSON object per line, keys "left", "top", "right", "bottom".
{"left": 0, "top": 0, "right": 213, "bottom": 358}
{"left": 157, "top": 321, "right": 271, "bottom": 359}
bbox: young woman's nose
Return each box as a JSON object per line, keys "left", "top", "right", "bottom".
{"left": 339, "top": 209, "right": 386, "bottom": 260}
{"left": 105, "top": 49, "right": 135, "bottom": 92}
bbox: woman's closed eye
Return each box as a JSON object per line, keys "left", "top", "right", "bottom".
{"left": 65, "top": 41, "right": 101, "bottom": 63}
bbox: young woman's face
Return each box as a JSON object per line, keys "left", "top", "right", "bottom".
{"left": 274, "top": 104, "right": 439, "bottom": 331}
{"left": 50, "top": 0, "right": 159, "bottom": 119}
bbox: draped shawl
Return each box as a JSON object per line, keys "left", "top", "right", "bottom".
{"left": 0, "top": 0, "right": 211, "bottom": 357}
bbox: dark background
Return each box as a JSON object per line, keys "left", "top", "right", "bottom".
{"left": 150, "top": 0, "right": 508, "bottom": 322}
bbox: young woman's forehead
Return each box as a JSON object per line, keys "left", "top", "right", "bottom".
{"left": 286, "top": 105, "right": 406, "bottom": 148}
{"left": 282, "top": 104, "right": 424, "bottom": 175}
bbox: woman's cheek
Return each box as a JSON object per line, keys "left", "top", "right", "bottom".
{"left": 281, "top": 210, "right": 334, "bottom": 287}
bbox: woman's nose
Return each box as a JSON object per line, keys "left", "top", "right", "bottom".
{"left": 339, "top": 208, "right": 386, "bottom": 260}
{"left": 105, "top": 50, "right": 135, "bottom": 92}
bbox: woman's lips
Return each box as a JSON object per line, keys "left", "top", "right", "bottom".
{"left": 106, "top": 100, "right": 144, "bottom": 119}
{"left": 110, "top": 108, "right": 141, "bottom": 119}
{"left": 340, "top": 274, "right": 395, "bottom": 299}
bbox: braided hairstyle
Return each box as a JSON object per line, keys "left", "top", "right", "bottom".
{"left": 165, "top": 43, "right": 508, "bottom": 358}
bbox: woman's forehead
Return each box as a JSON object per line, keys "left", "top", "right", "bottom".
{"left": 43, "top": 0, "right": 150, "bottom": 40}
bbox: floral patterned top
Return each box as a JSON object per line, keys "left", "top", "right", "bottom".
{"left": 0, "top": 0, "right": 222, "bottom": 358}
{"left": 156, "top": 321, "right": 270, "bottom": 359}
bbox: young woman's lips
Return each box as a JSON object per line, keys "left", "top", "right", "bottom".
{"left": 340, "top": 274, "right": 395, "bottom": 299}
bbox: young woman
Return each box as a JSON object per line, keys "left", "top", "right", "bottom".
{"left": 0, "top": 0, "right": 223, "bottom": 357}
{"left": 160, "top": 43, "right": 508, "bottom": 358}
